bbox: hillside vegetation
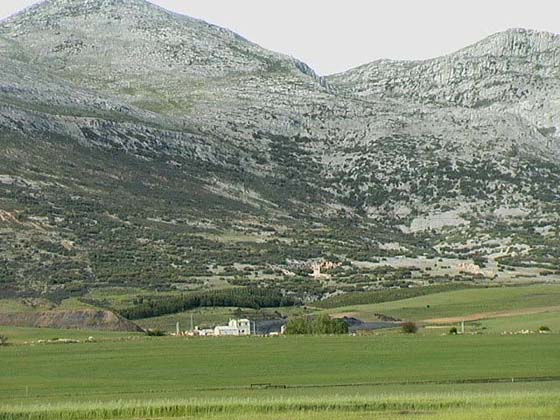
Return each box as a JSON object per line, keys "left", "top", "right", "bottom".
{"left": 0, "top": 0, "right": 558, "bottom": 305}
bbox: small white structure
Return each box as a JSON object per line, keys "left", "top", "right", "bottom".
{"left": 198, "top": 328, "right": 215, "bottom": 337}
{"left": 229, "top": 319, "right": 251, "bottom": 335}
{"left": 214, "top": 326, "right": 240, "bottom": 336}
{"left": 213, "top": 319, "right": 252, "bottom": 336}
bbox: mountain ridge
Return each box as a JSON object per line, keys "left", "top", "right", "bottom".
{"left": 6, "top": 1, "right": 559, "bottom": 77}
{"left": 0, "top": 0, "right": 558, "bottom": 302}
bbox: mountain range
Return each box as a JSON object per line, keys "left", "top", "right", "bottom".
{"left": 0, "top": 0, "right": 559, "bottom": 302}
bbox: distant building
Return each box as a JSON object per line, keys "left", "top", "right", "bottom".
{"left": 228, "top": 319, "right": 251, "bottom": 335}
{"left": 214, "top": 326, "right": 239, "bottom": 336}
{"left": 254, "top": 319, "right": 286, "bottom": 335}
{"left": 198, "top": 328, "right": 214, "bottom": 337}
{"left": 193, "top": 319, "right": 251, "bottom": 337}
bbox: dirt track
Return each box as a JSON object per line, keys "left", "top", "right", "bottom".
{"left": 423, "top": 305, "right": 560, "bottom": 324}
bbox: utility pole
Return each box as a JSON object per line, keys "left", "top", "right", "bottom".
{"left": 190, "top": 313, "right": 194, "bottom": 332}
{"left": 461, "top": 321, "right": 465, "bottom": 334}
{"left": 176, "top": 322, "right": 180, "bottom": 336}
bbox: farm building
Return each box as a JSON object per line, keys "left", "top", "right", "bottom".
{"left": 214, "top": 326, "right": 240, "bottom": 336}
{"left": 189, "top": 319, "right": 252, "bottom": 337}
{"left": 228, "top": 319, "right": 251, "bottom": 335}
{"left": 214, "top": 319, "right": 251, "bottom": 336}
{"left": 197, "top": 328, "right": 214, "bottom": 337}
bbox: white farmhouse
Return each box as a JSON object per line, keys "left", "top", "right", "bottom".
{"left": 213, "top": 319, "right": 251, "bottom": 336}
{"left": 229, "top": 319, "right": 251, "bottom": 335}
{"left": 213, "top": 325, "right": 239, "bottom": 336}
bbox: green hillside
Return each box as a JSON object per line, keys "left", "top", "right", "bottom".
{"left": 326, "top": 285, "right": 560, "bottom": 322}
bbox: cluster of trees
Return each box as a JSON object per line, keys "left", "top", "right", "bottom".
{"left": 119, "top": 288, "right": 298, "bottom": 320}
{"left": 285, "top": 315, "right": 349, "bottom": 335}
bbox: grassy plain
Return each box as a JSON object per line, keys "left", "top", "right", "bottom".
{"left": 325, "top": 284, "right": 560, "bottom": 322}
{"left": 1, "top": 334, "right": 559, "bottom": 418}
{"left": 2, "top": 285, "right": 560, "bottom": 418}
{"left": 0, "top": 326, "right": 142, "bottom": 345}
{"left": 2, "top": 390, "right": 560, "bottom": 420}
{"left": 478, "top": 310, "right": 560, "bottom": 334}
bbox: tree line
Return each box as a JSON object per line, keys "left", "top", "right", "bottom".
{"left": 119, "top": 287, "right": 299, "bottom": 320}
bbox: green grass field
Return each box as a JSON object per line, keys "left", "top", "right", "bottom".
{"left": 325, "top": 284, "right": 560, "bottom": 322}
{"left": 3, "top": 390, "right": 560, "bottom": 420}
{"left": 478, "top": 310, "right": 560, "bottom": 334}
{"left": 0, "top": 297, "right": 97, "bottom": 313}
{"left": 2, "top": 284, "right": 560, "bottom": 419}
{"left": 0, "top": 326, "right": 142, "bottom": 345}
{"left": 1, "top": 334, "right": 559, "bottom": 418}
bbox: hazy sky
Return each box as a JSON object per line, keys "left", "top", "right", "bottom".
{"left": 1, "top": 0, "right": 560, "bottom": 75}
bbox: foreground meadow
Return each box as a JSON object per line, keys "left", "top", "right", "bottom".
{"left": 2, "top": 390, "right": 560, "bottom": 419}
{"left": 1, "top": 334, "right": 559, "bottom": 419}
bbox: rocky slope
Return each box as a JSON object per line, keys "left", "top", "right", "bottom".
{"left": 0, "top": 0, "right": 558, "bottom": 304}
{"left": 328, "top": 29, "right": 560, "bottom": 136}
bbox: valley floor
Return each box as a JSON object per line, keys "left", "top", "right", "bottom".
{"left": 1, "top": 334, "right": 559, "bottom": 419}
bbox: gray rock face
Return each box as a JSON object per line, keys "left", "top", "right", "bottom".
{"left": 0, "top": 0, "right": 558, "bottom": 295}
{"left": 1, "top": 0, "right": 558, "bottom": 206}
{"left": 328, "top": 29, "right": 560, "bottom": 133}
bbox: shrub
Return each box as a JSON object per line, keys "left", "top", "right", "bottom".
{"left": 539, "top": 326, "right": 551, "bottom": 332}
{"left": 401, "top": 322, "right": 418, "bottom": 334}
{"left": 146, "top": 329, "right": 166, "bottom": 337}
{"left": 285, "top": 318, "right": 311, "bottom": 335}
{"left": 0, "top": 335, "right": 8, "bottom": 346}
{"left": 449, "top": 327, "right": 458, "bottom": 335}
{"left": 285, "top": 315, "right": 348, "bottom": 335}
{"left": 313, "top": 315, "right": 349, "bottom": 335}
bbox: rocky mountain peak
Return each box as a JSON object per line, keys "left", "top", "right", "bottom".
{"left": 0, "top": 0, "right": 323, "bottom": 84}
{"left": 6, "top": 0, "right": 157, "bottom": 17}
{"left": 2, "top": 1, "right": 121, "bottom": 29}
{"left": 459, "top": 28, "right": 560, "bottom": 58}
{"left": 2, "top": 0, "right": 205, "bottom": 37}
{"left": 0, "top": 0, "right": 330, "bottom": 116}
{"left": 328, "top": 27, "right": 560, "bottom": 120}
